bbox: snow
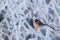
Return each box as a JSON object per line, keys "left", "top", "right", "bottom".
{"left": 0, "top": 0, "right": 60, "bottom": 40}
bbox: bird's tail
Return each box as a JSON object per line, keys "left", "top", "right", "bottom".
{"left": 44, "top": 24, "right": 56, "bottom": 31}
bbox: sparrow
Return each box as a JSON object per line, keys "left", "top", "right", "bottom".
{"left": 33, "top": 19, "right": 46, "bottom": 31}
{"left": 33, "top": 19, "right": 56, "bottom": 32}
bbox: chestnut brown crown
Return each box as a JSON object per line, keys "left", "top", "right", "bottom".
{"left": 35, "top": 19, "right": 45, "bottom": 26}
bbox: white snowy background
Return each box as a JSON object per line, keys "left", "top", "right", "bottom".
{"left": 0, "top": 0, "right": 60, "bottom": 40}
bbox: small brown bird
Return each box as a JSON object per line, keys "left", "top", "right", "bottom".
{"left": 33, "top": 19, "right": 46, "bottom": 32}
{"left": 33, "top": 19, "right": 56, "bottom": 32}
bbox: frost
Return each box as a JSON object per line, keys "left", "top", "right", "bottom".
{"left": 0, "top": 0, "right": 60, "bottom": 40}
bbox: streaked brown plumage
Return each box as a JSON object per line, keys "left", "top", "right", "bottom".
{"left": 33, "top": 19, "right": 45, "bottom": 31}
{"left": 35, "top": 19, "right": 45, "bottom": 26}
{"left": 33, "top": 19, "right": 55, "bottom": 32}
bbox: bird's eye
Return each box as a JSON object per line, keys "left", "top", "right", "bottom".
{"left": 35, "top": 19, "right": 39, "bottom": 22}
